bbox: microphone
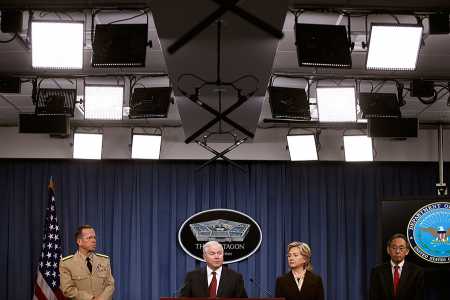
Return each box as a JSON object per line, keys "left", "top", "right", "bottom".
{"left": 170, "top": 289, "right": 179, "bottom": 297}
{"left": 249, "top": 277, "right": 274, "bottom": 297}
{"left": 171, "top": 282, "right": 187, "bottom": 297}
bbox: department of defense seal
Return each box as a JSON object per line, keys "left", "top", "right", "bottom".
{"left": 407, "top": 202, "right": 450, "bottom": 263}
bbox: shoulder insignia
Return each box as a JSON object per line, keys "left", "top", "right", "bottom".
{"left": 61, "top": 254, "right": 74, "bottom": 261}
{"left": 95, "top": 253, "right": 109, "bottom": 258}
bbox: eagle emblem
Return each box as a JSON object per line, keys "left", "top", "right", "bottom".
{"left": 420, "top": 226, "right": 450, "bottom": 242}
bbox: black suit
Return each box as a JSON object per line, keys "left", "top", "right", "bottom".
{"left": 180, "top": 266, "right": 248, "bottom": 298}
{"left": 369, "top": 262, "right": 424, "bottom": 300}
{"left": 275, "top": 271, "right": 324, "bottom": 300}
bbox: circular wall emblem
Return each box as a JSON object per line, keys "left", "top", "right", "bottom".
{"left": 178, "top": 209, "right": 262, "bottom": 263}
{"left": 407, "top": 202, "right": 450, "bottom": 264}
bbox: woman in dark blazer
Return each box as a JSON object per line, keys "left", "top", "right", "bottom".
{"left": 275, "top": 241, "right": 324, "bottom": 300}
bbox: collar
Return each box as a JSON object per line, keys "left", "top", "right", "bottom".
{"left": 207, "top": 265, "right": 222, "bottom": 277}
{"left": 291, "top": 269, "right": 307, "bottom": 279}
{"left": 390, "top": 260, "right": 405, "bottom": 269}
{"left": 77, "top": 250, "right": 94, "bottom": 261}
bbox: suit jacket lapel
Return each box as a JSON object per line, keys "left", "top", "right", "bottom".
{"left": 201, "top": 267, "right": 209, "bottom": 296}
{"left": 382, "top": 264, "right": 394, "bottom": 298}
{"left": 397, "top": 262, "right": 409, "bottom": 298}
{"left": 287, "top": 271, "right": 302, "bottom": 298}
{"left": 217, "top": 267, "right": 226, "bottom": 296}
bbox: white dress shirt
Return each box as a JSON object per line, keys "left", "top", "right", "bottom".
{"left": 390, "top": 260, "right": 405, "bottom": 278}
{"left": 207, "top": 266, "right": 222, "bottom": 294}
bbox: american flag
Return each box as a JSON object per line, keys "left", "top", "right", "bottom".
{"left": 33, "top": 179, "right": 66, "bottom": 300}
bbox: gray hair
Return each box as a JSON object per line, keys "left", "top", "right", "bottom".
{"left": 203, "top": 241, "right": 223, "bottom": 255}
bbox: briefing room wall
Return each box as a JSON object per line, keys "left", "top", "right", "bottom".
{"left": 0, "top": 159, "right": 444, "bottom": 300}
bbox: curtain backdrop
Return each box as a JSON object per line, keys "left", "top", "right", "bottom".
{"left": 0, "top": 159, "right": 444, "bottom": 300}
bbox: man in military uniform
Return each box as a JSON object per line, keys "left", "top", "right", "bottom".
{"left": 60, "top": 225, "right": 115, "bottom": 300}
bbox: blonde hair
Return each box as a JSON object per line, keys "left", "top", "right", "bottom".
{"left": 287, "top": 241, "right": 313, "bottom": 271}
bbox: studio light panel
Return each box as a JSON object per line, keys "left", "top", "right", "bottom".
{"left": 317, "top": 87, "right": 357, "bottom": 122}
{"left": 84, "top": 86, "right": 124, "bottom": 120}
{"left": 73, "top": 133, "right": 103, "bottom": 160}
{"left": 129, "top": 87, "right": 172, "bottom": 119}
{"left": 343, "top": 135, "right": 373, "bottom": 162}
{"left": 358, "top": 93, "right": 401, "bottom": 118}
{"left": 92, "top": 24, "right": 148, "bottom": 67}
{"left": 32, "top": 21, "right": 84, "bottom": 69}
{"left": 287, "top": 135, "right": 318, "bottom": 161}
{"left": 268, "top": 86, "right": 311, "bottom": 120}
{"left": 295, "top": 23, "right": 352, "bottom": 68}
{"left": 131, "top": 134, "right": 161, "bottom": 159}
{"left": 366, "top": 24, "right": 423, "bottom": 71}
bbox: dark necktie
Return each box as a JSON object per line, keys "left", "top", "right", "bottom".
{"left": 86, "top": 257, "right": 93, "bottom": 273}
{"left": 393, "top": 265, "right": 400, "bottom": 296}
{"left": 209, "top": 271, "right": 217, "bottom": 298}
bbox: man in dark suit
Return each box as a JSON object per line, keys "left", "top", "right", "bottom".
{"left": 180, "top": 241, "right": 247, "bottom": 298}
{"left": 369, "top": 233, "right": 424, "bottom": 300}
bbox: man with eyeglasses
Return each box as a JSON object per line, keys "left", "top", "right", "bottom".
{"left": 59, "top": 225, "right": 115, "bottom": 300}
{"left": 369, "top": 233, "right": 424, "bottom": 300}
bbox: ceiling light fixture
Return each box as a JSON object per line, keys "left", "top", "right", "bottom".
{"left": 92, "top": 24, "right": 148, "bottom": 67}
{"left": 84, "top": 85, "right": 124, "bottom": 120}
{"left": 268, "top": 86, "right": 311, "bottom": 120}
{"left": 129, "top": 87, "right": 172, "bottom": 119}
{"left": 317, "top": 87, "right": 357, "bottom": 122}
{"left": 366, "top": 23, "right": 423, "bottom": 71}
{"left": 295, "top": 23, "right": 352, "bottom": 68}
{"left": 131, "top": 132, "right": 162, "bottom": 159}
{"left": 343, "top": 135, "right": 373, "bottom": 161}
{"left": 73, "top": 132, "right": 103, "bottom": 160}
{"left": 287, "top": 134, "right": 318, "bottom": 161}
{"left": 31, "top": 21, "right": 84, "bottom": 69}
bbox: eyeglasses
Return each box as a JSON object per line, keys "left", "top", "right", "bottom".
{"left": 390, "top": 246, "right": 407, "bottom": 252}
